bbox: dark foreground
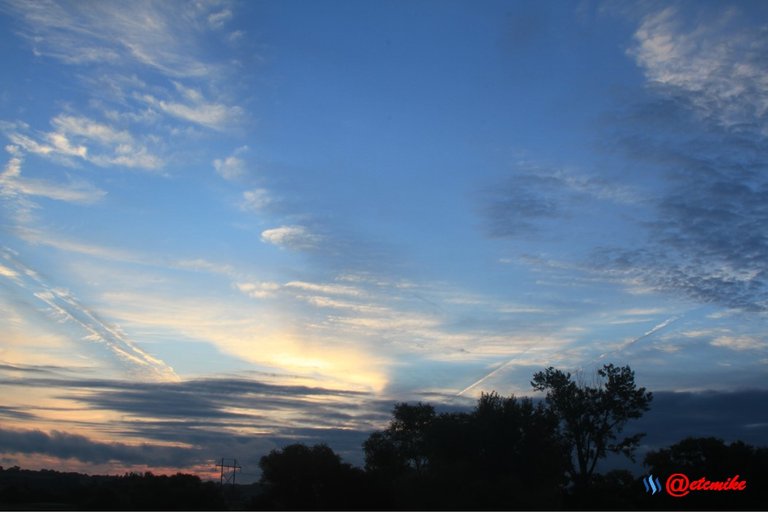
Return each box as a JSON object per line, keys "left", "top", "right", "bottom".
{"left": 0, "top": 462, "right": 766, "bottom": 511}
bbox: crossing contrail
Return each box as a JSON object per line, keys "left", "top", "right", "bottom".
{"left": 1, "top": 247, "right": 179, "bottom": 382}
{"left": 574, "top": 315, "right": 681, "bottom": 374}
{"left": 456, "top": 315, "right": 681, "bottom": 397}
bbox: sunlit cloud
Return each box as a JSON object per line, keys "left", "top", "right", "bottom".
{"left": 5, "top": 115, "right": 163, "bottom": 170}
{"left": 236, "top": 281, "right": 281, "bottom": 299}
{"left": 711, "top": 335, "right": 767, "bottom": 352}
{"left": 284, "top": 280, "right": 364, "bottom": 297}
{"left": 140, "top": 84, "right": 242, "bottom": 131}
{"left": 261, "top": 225, "right": 321, "bottom": 251}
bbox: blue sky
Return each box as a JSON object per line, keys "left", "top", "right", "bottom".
{"left": 1, "top": 0, "right": 767, "bottom": 479}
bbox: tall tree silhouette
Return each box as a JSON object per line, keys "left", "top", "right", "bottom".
{"left": 531, "top": 363, "right": 652, "bottom": 489}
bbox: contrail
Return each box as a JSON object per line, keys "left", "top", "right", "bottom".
{"left": 457, "top": 315, "right": 681, "bottom": 397}
{"left": 584, "top": 315, "right": 680, "bottom": 369}
{"left": 456, "top": 344, "right": 537, "bottom": 397}
{"left": 1, "top": 248, "right": 179, "bottom": 382}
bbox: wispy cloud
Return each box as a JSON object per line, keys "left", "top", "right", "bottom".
{"left": 51, "top": 114, "right": 163, "bottom": 169}
{"left": 140, "top": 86, "right": 242, "bottom": 131}
{"left": 0, "top": 427, "right": 193, "bottom": 466}
{"left": 481, "top": 161, "right": 638, "bottom": 238}
{"left": 0, "top": 373, "right": 386, "bottom": 471}
{"left": 241, "top": 188, "right": 271, "bottom": 211}
{"left": 213, "top": 146, "right": 249, "bottom": 180}
{"left": 5, "top": 0, "right": 230, "bottom": 78}
{"left": 631, "top": 6, "right": 768, "bottom": 130}
{"left": 236, "top": 281, "right": 281, "bottom": 299}
{"left": 0, "top": 153, "right": 106, "bottom": 229}
{"left": 711, "top": 335, "right": 767, "bottom": 352}
{"left": 261, "top": 225, "right": 322, "bottom": 251}
{"left": 572, "top": 5, "right": 768, "bottom": 314}
{"left": 4, "top": 115, "right": 163, "bottom": 170}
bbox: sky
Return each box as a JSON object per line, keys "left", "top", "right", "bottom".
{"left": 1, "top": 0, "right": 767, "bottom": 481}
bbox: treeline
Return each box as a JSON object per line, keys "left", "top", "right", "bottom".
{"left": 0, "top": 467, "right": 225, "bottom": 510}
{"left": 254, "top": 417, "right": 768, "bottom": 511}
{"left": 253, "top": 365, "right": 768, "bottom": 510}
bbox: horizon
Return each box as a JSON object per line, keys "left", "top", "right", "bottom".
{"left": 1, "top": 0, "right": 767, "bottom": 482}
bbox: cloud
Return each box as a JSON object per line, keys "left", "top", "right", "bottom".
{"left": 51, "top": 115, "right": 132, "bottom": 146}
{"left": 576, "top": 5, "right": 768, "bottom": 314}
{"left": 214, "top": 155, "right": 246, "bottom": 180}
{"left": 261, "top": 225, "right": 321, "bottom": 251}
{"left": 481, "top": 162, "right": 637, "bottom": 238}
{"left": 9, "top": 131, "right": 86, "bottom": 160}
{"left": 140, "top": 85, "right": 242, "bottom": 131}
{"left": 241, "top": 188, "right": 271, "bottom": 211}
{"left": 482, "top": 167, "right": 565, "bottom": 237}
{"left": 4, "top": 115, "right": 163, "bottom": 170}
{"left": 51, "top": 114, "right": 163, "bottom": 169}
{"left": 1, "top": 154, "right": 106, "bottom": 205}
{"left": 207, "top": 8, "right": 233, "bottom": 29}
{"left": 4, "top": 1, "right": 228, "bottom": 78}
{"left": 0, "top": 427, "right": 195, "bottom": 466}
{"left": 3, "top": 378, "right": 767, "bottom": 476}
{"left": 0, "top": 374, "right": 384, "bottom": 471}
{"left": 284, "top": 281, "right": 364, "bottom": 297}
{"left": 175, "top": 258, "right": 235, "bottom": 276}
{"left": 236, "top": 281, "right": 281, "bottom": 299}
{"left": 630, "top": 6, "right": 768, "bottom": 130}
{"left": 711, "top": 336, "right": 767, "bottom": 352}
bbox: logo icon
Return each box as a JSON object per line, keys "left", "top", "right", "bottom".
{"left": 643, "top": 474, "right": 663, "bottom": 495}
{"left": 665, "top": 473, "right": 690, "bottom": 497}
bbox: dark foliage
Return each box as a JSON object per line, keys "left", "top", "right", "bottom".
{"left": 254, "top": 443, "right": 372, "bottom": 510}
{"left": 363, "top": 392, "right": 569, "bottom": 509}
{"left": 531, "top": 363, "right": 653, "bottom": 490}
{"left": 0, "top": 467, "right": 225, "bottom": 510}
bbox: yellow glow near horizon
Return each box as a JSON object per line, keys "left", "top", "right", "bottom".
{"left": 226, "top": 328, "right": 389, "bottom": 393}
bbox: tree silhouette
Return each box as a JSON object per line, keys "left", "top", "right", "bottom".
{"left": 363, "top": 392, "right": 568, "bottom": 509}
{"left": 531, "top": 363, "right": 652, "bottom": 490}
{"left": 258, "top": 443, "right": 369, "bottom": 510}
{"left": 363, "top": 402, "right": 435, "bottom": 476}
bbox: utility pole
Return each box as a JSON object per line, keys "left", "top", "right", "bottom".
{"left": 215, "top": 458, "right": 241, "bottom": 488}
